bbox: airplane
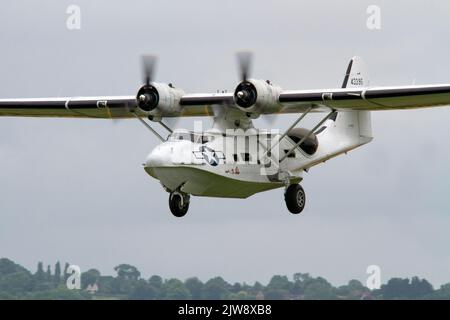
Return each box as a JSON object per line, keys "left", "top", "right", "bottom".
{"left": 1, "top": 53, "right": 450, "bottom": 217}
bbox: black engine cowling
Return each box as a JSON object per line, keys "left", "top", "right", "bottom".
{"left": 135, "top": 83, "right": 184, "bottom": 117}
{"left": 233, "top": 79, "right": 281, "bottom": 115}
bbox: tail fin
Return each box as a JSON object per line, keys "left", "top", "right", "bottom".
{"left": 335, "top": 56, "right": 373, "bottom": 140}
{"left": 341, "top": 56, "right": 369, "bottom": 89}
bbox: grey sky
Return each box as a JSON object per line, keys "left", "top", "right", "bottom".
{"left": 1, "top": 0, "right": 450, "bottom": 287}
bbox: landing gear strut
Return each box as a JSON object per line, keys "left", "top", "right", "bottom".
{"left": 169, "top": 191, "right": 190, "bottom": 217}
{"left": 284, "top": 184, "right": 306, "bottom": 214}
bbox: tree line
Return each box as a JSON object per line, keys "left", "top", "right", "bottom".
{"left": 0, "top": 257, "right": 449, "bottom": 300}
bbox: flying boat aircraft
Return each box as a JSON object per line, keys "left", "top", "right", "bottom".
{"left": 1, "top": 53, "right": 450, "bottom": 217}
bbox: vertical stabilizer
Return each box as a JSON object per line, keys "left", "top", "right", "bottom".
{"left": 336, "top": 56, "right": 372, "bottom": 140}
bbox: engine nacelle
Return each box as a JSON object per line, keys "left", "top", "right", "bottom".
{"left": 136, "top": 82, "right": 184, "bottom": 118}
{"left": 233, "top": 79, "right": 282, "bottom": 115}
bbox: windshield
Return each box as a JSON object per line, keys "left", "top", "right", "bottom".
{"left": 168, "top": 132, "right": 215, "bottom": 144}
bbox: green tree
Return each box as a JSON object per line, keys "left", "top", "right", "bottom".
{"left": 253, "top": 281, "right": 264, "bottom": 292}
{"left": 203, "top": 277, "right": 230, "bottom": 299}
{"left": 265, "top": 289, "right": 289, "bottom": 299}
{"left": 114, "top": 264, "right": 141, "bottom": 281}
{"left": 291, "top": 281, "right": 304, "bottom": 297}
{"left": 63, "top": 263, "right": 70, "bottom": 282}
{"left": 293, "top": 273, "right": 311, "bottom": 283}
{"left": 81, "top": 269, "right": 101, "bottom": 289}
{"left": 303, "top": 277, "right": 337, "bottom": 300}
{"left": 163, "top": 279, "right": 191, "bottom": 300}
{"left": 185, "top": 277, "right": 204, "bottom": 300}
{"left": 111, "top": 277, "right": 133, "bottom": 295}
{"left": 292, "top": 273, "right": 313, "bottom": 298}
{"left": 0, "top": 257, "right": 441, "bottom": 301}
{"left": 380, "top": 277, "right": 432, "bottom": 299}
{"left": 410, "top": 277, "right": 433, "bottom": 299}
{"left": 380, "top": 278, "right": 410, "bottom": 299}
{"left": 54, "top": 262, "right": 61, "bottom": 284}
{"left": 0, "top": 258, "right": 34, "bottom": 297}
{"left": 30, "top": 287, "right": 91, "bottom": 300}
{"left": 97, "top": 276, "right": 115, "bottom": 295}
{"left": 230, "top": 291, "right": 251, "bottom": 300}
{"left": 265, "top": 275, "right": 292, "bottom": 299}
{"left": 231, "top": 282, "right": 242, "bottom": 293}
{"left": 148, "top": 275, "right": 163, "bottom": 297}
{"left": 336, "top": 280, "right": 368, "bottom": 300}
{"left": 267, "top": 275, "right": 292, "bottom": 292}
{"left": 46, "top": 265, "right": 51, "bottom": 281}
{"left": 33, "top": 261, "right": 54, "bottom": 291}
{"left": 0, "top": 258, "right": 28, "bottom": 275}
{"left": 149, "top": 275, "right": 163, "bottom": 288}
{"left": 35, "top": 262, "right": 45, "bottom": 281}
{"left": 427, "top": 283, "right": 450, "bottom": 300}
{"left": 129, "top": 279, "right": 157, "bottom": 300}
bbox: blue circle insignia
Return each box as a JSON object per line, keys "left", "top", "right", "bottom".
{"left": 200, "top": 146, "right": 220, "bottom": 166}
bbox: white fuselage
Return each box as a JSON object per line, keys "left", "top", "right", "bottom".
{"left": 143, "top": 111, "right": 373, "bottom": 198}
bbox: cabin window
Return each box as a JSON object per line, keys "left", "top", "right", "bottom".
{"left": 241, "top": 153, "right": 251, "bottom": 162}
{"left": 202, "top": 135, "right": 215, "bottom": 143}
{"left": 191, "top": 134, "right": 215, "bottom": 144}
{"left": 180, "top": 133, "right": 193, "bottom": 141}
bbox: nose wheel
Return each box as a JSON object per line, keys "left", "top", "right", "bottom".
{"left": 169, "top": 191, "right": 190, "bottom": 217}
{"left": 284, "top": 184, "right": 306, "bottom": 214}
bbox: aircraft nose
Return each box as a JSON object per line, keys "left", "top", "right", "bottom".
{"left": 144, "top": 147, "right": 166, "bottom": 178}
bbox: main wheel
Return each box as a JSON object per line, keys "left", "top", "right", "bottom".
{"left": 284, "top": 184, "right": 306, "bottom": 214}
{"left": 169, "top": 192, "right": 190, "bottom": 217}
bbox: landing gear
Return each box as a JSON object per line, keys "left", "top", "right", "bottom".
{"left": 284, "top": 184, "right": 306, "bottom": 214}
{"left": 169, "top": 191, "right": 190, "bottom": 217}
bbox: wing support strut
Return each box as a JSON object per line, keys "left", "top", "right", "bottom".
{"left": 131, "top": 113, "right": 165, "bottom": 141}
{"left": 158, "top": 121, "right": 173, "bottom": 133}
{"left": 263, "top": 106, "right": 313, "bottom": 159}
{"left": 279, "top": 109, "right": 335, "bottom": 162}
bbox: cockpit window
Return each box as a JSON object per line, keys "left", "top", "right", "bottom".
{"left": 168, "top": 132, "right": 215, "bottom": 144}
{"left": 201, "top": 135, "right": 215, "bottom": 143}
{"left": 193, "top": 134, "right": 215, "bottom": 144}
{"left": 177, "top": 133, "right": 193, "bottom": 141}
{"left": 168, "top": 132, "right": 192, "bottom": 141}
{"left": 193, "top": 134, "right": 203, "bottom": 143}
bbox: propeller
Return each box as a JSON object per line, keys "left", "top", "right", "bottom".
{"left": 234, "top": 51, "right": 258, "bottom": 109}
{"left": 234, "top": 51, "right": 277, "bottom": 126}
{"left": 136, "top": 55, "right": 159, "bottom": 112}
{"left": 142, "top": 54, "right": 157, "bottom": 86}
{"left": 236, "top": 51, "right": 253, "bottom": 82}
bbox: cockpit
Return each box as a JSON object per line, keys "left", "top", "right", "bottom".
{"left": 167, "top": 131, "right": 215, "bottom": 144}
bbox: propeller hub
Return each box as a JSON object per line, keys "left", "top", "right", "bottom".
{"left": 237, "top": 91, "right": 247, "bottom": 99}
{"left": 234, "top": 81, "right": 257, "bottom": 109}
{"left": 136, "top": 85, "right": 159, "bottom": 112}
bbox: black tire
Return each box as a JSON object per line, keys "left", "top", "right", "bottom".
{"left": 169, "top": 193, "right": 189, "bottom": 217}
{"left": 284, "top": 184, "right": 306, "bottom": 214}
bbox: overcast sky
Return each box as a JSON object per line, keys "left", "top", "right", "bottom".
{"left": 1, "top": 0, "right": 450, "bottom": 288}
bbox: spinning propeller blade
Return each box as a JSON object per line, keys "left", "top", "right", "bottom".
{"left": 236, "top": 51, "right": 253, "bottom": 82}
{"left": 142, "top": 54, "right": 158, "bottom": 86}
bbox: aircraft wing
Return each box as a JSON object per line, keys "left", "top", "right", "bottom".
{"left": 2, "top": 84, "right": 450, "bottom": 119}
{"left": 0, "top": 93, "right": 234, "bottom": 119}
{"left": 277, "top": 84, "right": 450, "bottom": 113}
